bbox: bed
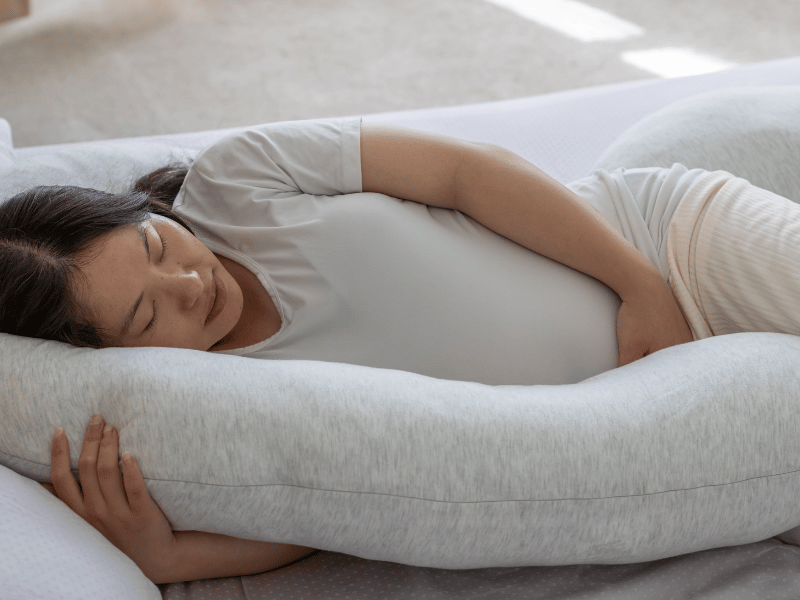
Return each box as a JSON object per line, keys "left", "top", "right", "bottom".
{"left": 4, "top": 55, "right": 800, "bottom": 599}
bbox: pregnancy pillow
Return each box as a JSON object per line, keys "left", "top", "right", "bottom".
{"left": 2, "top": 330, "right": 800, "bottom": 568}
{"left": 593, "top": 86, "right": 800, "bottom": 204}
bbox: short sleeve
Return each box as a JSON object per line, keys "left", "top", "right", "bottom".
{"left": 172, "top": 116, "right": 362, "bottom": 228}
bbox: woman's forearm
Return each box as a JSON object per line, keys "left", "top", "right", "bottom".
{"left": 157, "top": 531, "right": 316, "bottom": 584}
{"left": 454, "top": 144, "right": 663, "bottom": 299}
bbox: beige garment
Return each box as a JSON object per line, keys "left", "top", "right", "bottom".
{"left": 667, "top": 170, "right": 800, "bottom": 341}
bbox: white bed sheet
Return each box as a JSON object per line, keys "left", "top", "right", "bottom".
{"left": 13, "top": 55, "right": 800, "bottom": 599}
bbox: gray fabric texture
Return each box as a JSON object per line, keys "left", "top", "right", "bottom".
{"left": 2, "top": 330, "right": 800, "bottom": 568}
{"left": 159, "top": 541, "right": 800, "bottom": 600}
{"left": 592, "top": 86, "right": 800, "bottom": 203}
{"left": 0, "top": 139, "right": 196, "bottom": 200}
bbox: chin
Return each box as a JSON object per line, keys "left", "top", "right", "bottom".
{"left": 208, "top": 321, "right": 237, "bottom": 352}
{"left": 208, "top": 340, "right": 225, "bottom": 352}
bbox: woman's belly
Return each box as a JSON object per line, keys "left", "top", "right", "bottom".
{"left": 256, "top": 195, "right": 625, "bottom": 386}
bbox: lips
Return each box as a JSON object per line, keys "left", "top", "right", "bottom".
{"left": 205, "top": 274, "right": 226, "bottom": 325}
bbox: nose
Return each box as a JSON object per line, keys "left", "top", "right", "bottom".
{"left": 163, "top": 269, "right": 204, "bottom": 310}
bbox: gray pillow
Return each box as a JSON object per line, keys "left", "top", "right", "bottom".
{"left": 0, "top": 139, "right": 195, "bottom": 199}
{"left": 2, "top": 330, "right": 800, "bottom": 568}
{"left": 592, "top": 86, "right": 800, "bottom": 203}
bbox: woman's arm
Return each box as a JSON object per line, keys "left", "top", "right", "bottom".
{"left": 167, "top": 531, "right": 317, "bottom": 583}
{"left": 46, "top": 416, "right": 316, "bottom": 584}
{"left": 360, "top": 122, "right": 663, "bottom": 299}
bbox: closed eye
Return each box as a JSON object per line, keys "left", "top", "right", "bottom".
{"left": 144, "top": 234, "right": 168, "bottom": 332}
{"left": 145, "top": 305, "right": 158, "bottom": 331}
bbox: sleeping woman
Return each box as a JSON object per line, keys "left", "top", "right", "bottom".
{"left": 3, "top": 118, "right": 795, "bottom": 583}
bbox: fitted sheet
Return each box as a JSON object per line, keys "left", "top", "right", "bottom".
{"left": 12, "top": 55, "right": 800, "bottom": 600}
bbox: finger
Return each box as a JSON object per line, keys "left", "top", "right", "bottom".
{"left": 40, "top": 482, "right": 57, "bottom": 497}
{"left": 77, "top": 415, "right": 107, "bottom": 510}
{"left": 50, "top": 427, "right": 86, "bottom": 512}
{"left": 97, "top": 424, "right": 132, "bottom": 518}
{"left": 120, "top": 452, "right": 153, "bottom": 516}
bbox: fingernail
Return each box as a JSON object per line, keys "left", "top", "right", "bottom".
{"left": 54, "top": 427, "right": 63, "bottom": 437}
{"left": 122, "top": 452, "right": 132, "bottom": 464}
{"left": 103, "top": 424, "right": 113, "bottom": 437}
{"left": 91, "top": 415, "right": 102, "bottom": 426}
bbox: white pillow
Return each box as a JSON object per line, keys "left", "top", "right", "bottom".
{"left": 0, "top": 463, "right": 160, "bottom": 599}
{"left": 2, "top": 330, "right": 800, "bottom": 568}
{"left": 592, "top": 86, "right": 800, "bottom": 203}
{"left": 0, "top": 119, "right": 14, "bottom": 170}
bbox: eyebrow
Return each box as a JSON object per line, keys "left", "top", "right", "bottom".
{"left": 120, "top": 225, "right": 150, "bottom": 337}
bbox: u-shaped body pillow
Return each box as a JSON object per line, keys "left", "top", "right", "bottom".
{"left": 2, "top": 330, "right": 800, "bottom": 568}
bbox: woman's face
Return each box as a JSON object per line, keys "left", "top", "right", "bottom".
{"left": 74, "top": 214, "right": 243, "bottom": 351}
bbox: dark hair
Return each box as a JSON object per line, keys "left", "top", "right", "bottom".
{"left": 0, "top": 163, "right": 193, "bottom": 348}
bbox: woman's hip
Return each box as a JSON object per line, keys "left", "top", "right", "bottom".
{"left": 666, "top": 171, "right": 800, "bottom": 340}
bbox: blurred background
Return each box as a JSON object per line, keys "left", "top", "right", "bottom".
{"left": 1, "top": 0, "right": 798, "bottom": 148}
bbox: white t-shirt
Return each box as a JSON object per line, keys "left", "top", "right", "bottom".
{"left": 173, "top": 117, "right": 625, "bottom": 385}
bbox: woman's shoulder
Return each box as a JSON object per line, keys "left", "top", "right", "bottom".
{"left": 183, "top": 116, "right": 362, "bottom": 201}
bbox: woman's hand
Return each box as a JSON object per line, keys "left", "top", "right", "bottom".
{"left": 616, "top": 275, "right": 694, "bottom": 367}
{"left": 47, "top": 415, "right": 179, "bottom": 583}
